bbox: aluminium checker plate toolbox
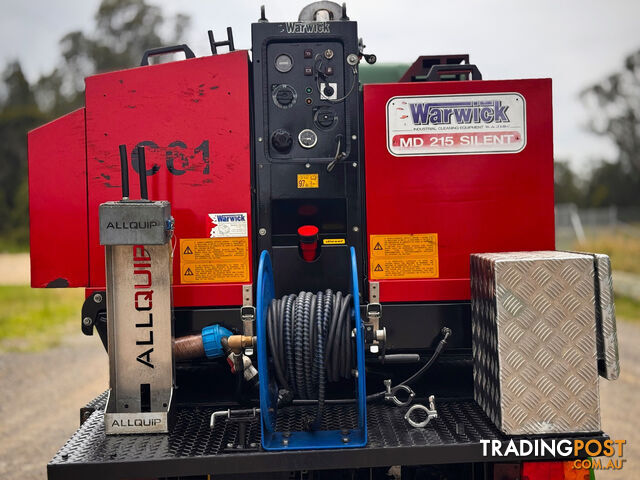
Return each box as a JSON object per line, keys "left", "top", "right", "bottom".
{"left": 471, "top": 251, "right": 619, "bottom": 436}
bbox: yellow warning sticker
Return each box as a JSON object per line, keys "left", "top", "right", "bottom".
{"left": 297, "top": 173, "right": 319, "bottom": 189}
{"left": 180, "top": 238, "right": 249, "bottom": 284}
{"left": 369, "top": 234, "right": 439, "bottom": 280}
{"left": 323, "top": 238, "right": 346, "bottom": 245}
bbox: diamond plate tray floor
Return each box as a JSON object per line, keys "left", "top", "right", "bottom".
{"left": 48, "top": 398, "right": 603, "bottom": 480}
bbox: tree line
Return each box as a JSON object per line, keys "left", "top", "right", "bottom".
{"left": 0, "top": 0, "right": 188, "bottom": 250}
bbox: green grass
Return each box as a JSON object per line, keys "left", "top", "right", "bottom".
{"left": 614, "top": 294, "right": 640, "bottom": 322}
{"left": 0, "top": 286, "right": 84, "bottom": 352}
{"left": 574, "top": 230, "right": 640, "bottom": 275}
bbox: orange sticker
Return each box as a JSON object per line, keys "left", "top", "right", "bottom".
{"left": 180, "top": 238, "right": 249, "bottom": 284}
{"left": 369, "top": 234, "right": 439, "bottom": 279}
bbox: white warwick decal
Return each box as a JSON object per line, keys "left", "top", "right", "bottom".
{"left": 387, "top": 93, "right": 526, "bottom": 156}
{"left": 209, "top": 212, "right": 248, "bottom": 238}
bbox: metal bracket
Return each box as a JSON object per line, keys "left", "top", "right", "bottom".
{"left": 366, "top": 282, "right": 386, "bottom": 354}
{"left": 81, "top": 291, "right": 108, "bottom": 351}
{"left": 241, "top": 284, "right": 255, "bottom": 354}
{"left": 404, "top": 396, "right": 438, "bottom": 428}
{"left": 383, "top": 379, "right": 415, "bottom": 407}
{"left": 210, "top": 408, "right": 260, "bottom": 452}
{"left": 208, "top": 27, "right": 235, "bottom": 55}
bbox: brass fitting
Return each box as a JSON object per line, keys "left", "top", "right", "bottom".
{"left": 226, "top": 335, "right": 256, "bottom": 353}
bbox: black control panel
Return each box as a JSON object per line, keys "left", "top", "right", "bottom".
{"left": 251, "top": 16, "right": 364, "bottom": 294}
{"left": 266, "top": 41, "right": 349, "bottom": 160}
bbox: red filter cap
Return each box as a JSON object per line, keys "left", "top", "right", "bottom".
{"left": 298, "top": 225, "right": 319, "bottom": 262}
{"left": 298, "top": 225, "right": 319, "bottom": 242}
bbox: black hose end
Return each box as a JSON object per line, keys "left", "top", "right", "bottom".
{"left": 277, "top": 389, "right": 293, "bottom": 407}
{"left": 441, "top": 327, "right": 452, "bottom": 341}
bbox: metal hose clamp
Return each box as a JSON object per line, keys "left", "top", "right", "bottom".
{"left": 383, "top": 379, "right": 415, "bottom": 407}
{"left": 404, "top": 395, "right": 438, "bottom": 428}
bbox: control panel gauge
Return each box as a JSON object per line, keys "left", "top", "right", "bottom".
{"left": 298, "top": 129, "right": 318, "bottom": 149}
{"left": 274, "top": 54, "right": 293, "bottom": 73}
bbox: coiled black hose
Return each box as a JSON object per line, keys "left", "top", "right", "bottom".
{"left": 267, "top": 290, "right": 354, "bottom": 429}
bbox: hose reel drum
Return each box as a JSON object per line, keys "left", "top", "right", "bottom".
{"left": 256, "top": 248, "right": 367, "bottom": 450}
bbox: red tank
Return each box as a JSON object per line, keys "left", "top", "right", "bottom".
{"left": 28, "top": 50, "right": 253, "bottom": 307}
{"left": 363, "top": 78, "right": 555, "bottom": 302}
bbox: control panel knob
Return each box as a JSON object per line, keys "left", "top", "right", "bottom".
{"left": 272, "top": 84, "right": 297, "bottom": 108}
{"left": 315, "top": 108, "right": 336, "bottom": 129}
{"left": 271, "top": 129, "right": 293, "bottom": 153}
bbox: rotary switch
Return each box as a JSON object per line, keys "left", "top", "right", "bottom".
{"left": 271, "top": 129, "right": 293, "bottom": 153}
{"left": 272, "top": 84, "right": 297, "bottom": 109}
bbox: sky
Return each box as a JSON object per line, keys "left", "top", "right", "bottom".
{"left": 2, "top": 0, "right": 639, "bottom": 171}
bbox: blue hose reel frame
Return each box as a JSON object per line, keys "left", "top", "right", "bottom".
{"left": 256, "top": 247, "right": 367, "bottom": 450}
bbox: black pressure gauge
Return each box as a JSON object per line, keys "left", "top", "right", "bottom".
{"left": 298, "top": 129, "right": 318, "bottom": 149}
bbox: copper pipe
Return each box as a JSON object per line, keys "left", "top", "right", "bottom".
{"left": 173, "top": 334, "right": 205, "bottom": 361}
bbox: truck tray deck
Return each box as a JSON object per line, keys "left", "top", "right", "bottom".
{"left": 49, "top": 395, "right": 605, "bottom": 479}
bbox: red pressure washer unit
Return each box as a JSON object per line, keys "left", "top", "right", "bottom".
{"left": 28, "top": 2, "right": 618, "bottom": 479}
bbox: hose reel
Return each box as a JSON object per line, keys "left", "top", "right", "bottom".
{"left": 256, "top": 248, "right": 367, "bottom": 450}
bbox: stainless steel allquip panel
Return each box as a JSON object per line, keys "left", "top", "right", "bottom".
{"left": 99, "top": 200, "right": 171, "bottom": 245}
{"left": 471, "top": 251, "right": 601, "bottom": 435}
{"left": 104, "top": 243, "right": 174, "bottom": 434}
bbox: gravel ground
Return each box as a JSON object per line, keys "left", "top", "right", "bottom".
{"left": 597, "top": 319, "right": 639, "bottom": 479}
{"left": 0, "top": 333, "right": 107, "bottom": 480}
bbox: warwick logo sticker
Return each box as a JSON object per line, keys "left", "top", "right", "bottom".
{"left": 387, "top": 93, "right": 526, "bottom": 157}
{"left": 409, "top": 100, "right": 510, "bottom": 125}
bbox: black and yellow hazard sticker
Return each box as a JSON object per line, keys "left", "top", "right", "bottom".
{"left": 180, "top": 238, "right": 250, "bottom": 284}
{"left": 369, "top": 234, "right": 439, "bottom": 280}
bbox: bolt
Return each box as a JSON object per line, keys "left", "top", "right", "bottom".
{"left": 370, "top": 344, "right": 379, "bottom": 354}
{"left": 61, "top": 453, "right": 69, "bottom": 460}
{"left": 352, "top": 162, "right": 358, "bottom": 168}
{"left": 305, "top": 163, "right": 311, "bottom": 169}
{"left": 93, "top": 293, "right": 103, "bottom": 304}
{"left": 282, "top": 438, "right": 289, "bottom": 446}
{"left": 227, "top": 442, "right": 234, "bottom": 449}
{"left": 82, "top": 317, "right": 92, "bottom": 327}
{"left": 258, "top": 137, "right": 263, "bottom": 142}
{"left": 249, "top": 442, "right": 257, "bottom": 448}
{"left": 259, "top": 228, "right": 267, "bottom": 236}
{"left": 351, "top": 134, "right": 357, "bottom": 141}
{"left": 352, "top": 226, "right": 359, "bottom": 232}
{"left": 346, "top": 54, "right": 359, "bottom": 66}
{"left": 342, "top": 436, "right": 350, "bottom": 443}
